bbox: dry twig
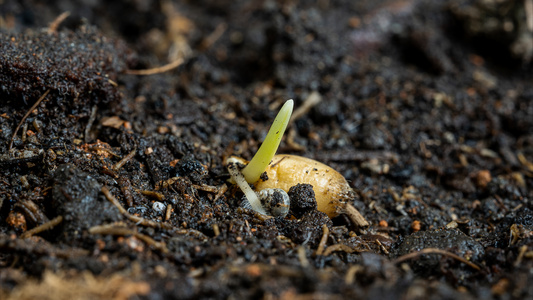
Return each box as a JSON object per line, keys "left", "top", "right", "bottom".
{"left": 514, "top": 245, "right": 528, "bottom": 267}
{"left": 199, "top": 22, "right": 227, "bottom": 51}
{"left": 113, "top": 148, "right": 137, "bottom": 171}
{"left": 165, "top": 204, "right": 173, "bottom": 221}
{"left": 298, "top": 246, "right": 310, "bottom": 268}
{"left": 316, "top": 224, "right": 329, "bottom": 256}
{"left": 89, "top": 224, "right": 168, "bottom": 253}
{"left": 290, "top": 91, "right": 322, "bottom": 124}
{"left": 125, "top": 58, "right": 184, "bottom": 75}
{"left": 84, "top": 105, "right": 97, "bottom": 143}
{"left": 344, "top": 265, "right": 363, "bottom": 285}
{"left": 20, "top": 216, "right": 64, "bottom": 239}
{"left": 213, "top": 184, "right": 228, "bottom": 202}
{"left": 9, "top": 90, "right": 50, "bottom": 151}
{"left": 101, "top": 186, "right": 173, "bottom": 230}
{"left": 139, "top": 190, "right": 165, "bottom": 201}
{"left": 392, "top": 248, "right": 481, "bottom": 271}
{"left": 117, "top": 177, "right": 135, "bottom": 207}
{"left": 323, "top": 244, "right": 357, "bottom": 256}
{"left": 47, "top": 11, "right": 70, "bottom": 34}
{"left": 343, "top": 203, "right": 369, "bottom": 228}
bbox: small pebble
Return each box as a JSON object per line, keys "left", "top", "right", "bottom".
{"left": 153, "top": 201, "right": 166, "bottom": 213}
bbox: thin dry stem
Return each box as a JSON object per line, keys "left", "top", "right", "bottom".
{"left": 101, "top": 186, "right": 174, "bottom": 230}
{"left": 290, "top": 91, "right": 322, "bottom": 124}
{"left": 323, "top": 244, "right": 357, "bottom": 256}
{"left": 343, "top": 203, "right": 369, "bottom": 227}
{"left": 20, "top": 216, "right": 63, "bottom": 239}
{"left": 125, "top": 58, "right": 184, "bottom": 75}
{"left": 392, "top": 248, "right": 481, "bottom": 271}
{"left": 47, "top": 11, "right": 70, "bottom": 34}
{"left": 316, "top": 224, "right": 329, "bottom": 256}
{"left": 89, "top": 224, "right": 168, "bottom": 253}
{"left": 9, "top": 90, "right": 50, "bottom": 151}
{"left": 199, "top": 22, "right": 227, "bottom": 51}
{"left": 113, "top": 148, "right": 137, "bottom": 171}
{"left": 84, "top": 105, "right": 97, "bottom": 143}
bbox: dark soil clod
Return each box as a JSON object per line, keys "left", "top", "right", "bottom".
{"left": 52, "top": 164, "right": 121, "bottom": 243}
{"left": 288, "top": 183, "right": 317, "bottom": 219}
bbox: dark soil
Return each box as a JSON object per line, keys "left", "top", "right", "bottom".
{"left": 1, "top": 0, "right": 533, "bottom": 299}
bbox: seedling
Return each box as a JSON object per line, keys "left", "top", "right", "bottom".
{"left": 226, "top": 99, "right": 368, "bottom": 227}
{"left": 226, "top": 99, "right": 293, "bottom": 217}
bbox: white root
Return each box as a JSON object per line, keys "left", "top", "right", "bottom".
{"left": 226, "top": 158, "right": 267, "bottom": 215}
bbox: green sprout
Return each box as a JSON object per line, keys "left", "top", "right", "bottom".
{"left": 225, "top": 99, "right": 293, "bottom": 216}
{"left": 241, "top": 99, "right": 294, "bottom": 184}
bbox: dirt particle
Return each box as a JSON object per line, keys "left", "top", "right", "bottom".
{"left": 288, "top": 183, "right": 317, "bottom": 219}
{"left": 286, "top": 210, "right": 332, "bottom": 247}
{"left": 175, "top": 155, "right": 208, "bottom": 183}
{"left": 473, "top": 169, "right": 492, "bottom": 189}
{"left": 411, "top": 220, "right": 421, "bottom": 232}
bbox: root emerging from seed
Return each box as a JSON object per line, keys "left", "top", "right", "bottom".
{"left": 226, "top": 158, "right": 267, "bottom": 215}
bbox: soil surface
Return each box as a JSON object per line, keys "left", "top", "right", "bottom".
{"left": 1, "top": 1, "right": 533, "bottom": 299}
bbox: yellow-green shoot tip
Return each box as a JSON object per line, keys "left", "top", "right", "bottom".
{"left": 242, "top": 99, "right": 294, "bottom": 183}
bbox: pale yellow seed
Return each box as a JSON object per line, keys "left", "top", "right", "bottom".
{"left": 253, "top": 154, "right": 354, "bottom": 218}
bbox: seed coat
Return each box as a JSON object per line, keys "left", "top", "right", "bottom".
{"left": 253, "top": 154, "right": 355, "bottom": 218}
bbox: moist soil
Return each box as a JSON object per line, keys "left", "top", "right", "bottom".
{"left": 1, "top": 1, "right": 533, "bottom": 299}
